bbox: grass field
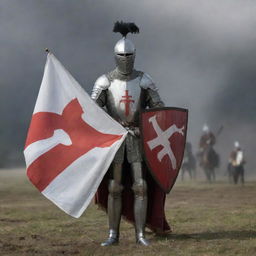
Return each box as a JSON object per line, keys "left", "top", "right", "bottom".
{"left": 0, "top": 169, "right": 256, "bottom": 256}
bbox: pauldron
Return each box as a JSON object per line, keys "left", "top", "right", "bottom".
{"left": 91, "top": 74, "right": 110, "bottom": 101}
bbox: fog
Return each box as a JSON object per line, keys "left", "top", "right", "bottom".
{"left": 0, "top": 0, "right": 255, "bottom": 175}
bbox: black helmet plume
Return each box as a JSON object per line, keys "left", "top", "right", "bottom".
{"left": 113, "top": 21, "right": 139, "bottom": 37}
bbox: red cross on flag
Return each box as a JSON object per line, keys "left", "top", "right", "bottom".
{"left": 24, "top": 53, "right": 127, "bottom": 218}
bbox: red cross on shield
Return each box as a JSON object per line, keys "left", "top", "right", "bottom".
{"left": 141, "top": 107, "right": 188, "bottom": 193}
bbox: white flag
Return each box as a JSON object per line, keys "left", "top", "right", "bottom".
{"left": 24, "top": 53, "right": 127, "bottom": 218}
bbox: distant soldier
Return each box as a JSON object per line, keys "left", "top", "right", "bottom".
{"left": 228, "top": 141, "right": 245, "bottom": 184}
{"left": 197, "top": 124, "right": 219, "bottom": 183}
{"left": 181, "top": 142, "right": 196, "bottom": 181}
{"left": 199, "top": 124, "right": 216, "bottom": 152}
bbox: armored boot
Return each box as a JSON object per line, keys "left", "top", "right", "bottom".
{"left": 101, "top": 180, "right": 123, "bottom": 246}
{"left": 101, "top": 229, "right": 119, "bottom": 246}
{"left": 133, "top": 178, "right": 149, "bottom": 246}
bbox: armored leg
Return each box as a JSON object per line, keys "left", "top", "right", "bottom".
{"left": 131, "top": 162, "right": 149, "bottom": 246}
{"left": 101, "top": 163, "right": 123, "bottom": 246}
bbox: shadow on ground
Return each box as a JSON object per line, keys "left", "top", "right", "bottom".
{"left": 156, "top": 230, "right": 256, "bottom": 241}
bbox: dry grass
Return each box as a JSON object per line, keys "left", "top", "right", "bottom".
{"left": 0, "top": 169, "right": 256, "bottom": 256}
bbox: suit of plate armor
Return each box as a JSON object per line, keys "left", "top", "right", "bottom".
{"left": 91, "top": 31, "right": 164, "bottom": 246}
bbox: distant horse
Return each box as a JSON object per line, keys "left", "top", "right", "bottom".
{"left": 198, "top": 145, "right": 219, "bottom": 183}
{"left": 181, "top": 143, "right": 196, "bottom": 181}
{"left": 227, "top": 163, "right": 245, "bottom": 185}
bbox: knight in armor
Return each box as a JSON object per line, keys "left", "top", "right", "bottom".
{"left": 228, "top": 141, "right": 245, "bottom": 184}
{"left": 91, "top": 22, "right": 170, "bottom": 246}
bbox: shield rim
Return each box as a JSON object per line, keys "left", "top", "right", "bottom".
{"left": 140, "top": 107, "right": 188, "bottom": 193}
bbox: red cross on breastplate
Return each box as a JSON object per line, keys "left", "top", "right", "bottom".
{"left": 120, "top": 90, "right": 135, "bottom": 116}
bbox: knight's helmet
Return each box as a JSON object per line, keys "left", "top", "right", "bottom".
{"left": 234, "top": 141, "right": 240, "bottom": 149}
{"left": 202, "top": 124, "right": 209, "bottom": 133}
{"left": 113, "top": 21, "right": 139, "bottom": 75}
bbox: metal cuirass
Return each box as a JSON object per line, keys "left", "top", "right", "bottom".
{"left": 106, "top": 71, "right": 142, "bottom": 125}
{"left": 91, "top": 69, "right": 163, "bottom": 127}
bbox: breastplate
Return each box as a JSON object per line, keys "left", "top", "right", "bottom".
{"left": 106, "top": 76, "right": 142, "bottom": 125}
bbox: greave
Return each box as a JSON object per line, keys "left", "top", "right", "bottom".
{"left": 134, "top": 193, "right": 148, "bottom": 240}
{"left": 101, "top": 180, "right": 123, "bottom": 246}
{"left": 132, "top": 179, "right": 149, "bottom": 245}
{"left": 108, "top": 188, "right": 122, "bottom": 238}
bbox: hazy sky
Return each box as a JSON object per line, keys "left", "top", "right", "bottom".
{"left": 0, "top": 0, "right": 255, "bottom": 172}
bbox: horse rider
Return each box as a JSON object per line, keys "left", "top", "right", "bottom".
{"left": 198, "top": 124, "right": 216, "bottom": 165}
{"left": 199, "top": 125, "right": 216, "bottom": 151}
{"left": 197, "top": 124, "right": 219, "bottom": 182}
{"left": 228, "top": 141, "right": 245, "bottom": 184}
